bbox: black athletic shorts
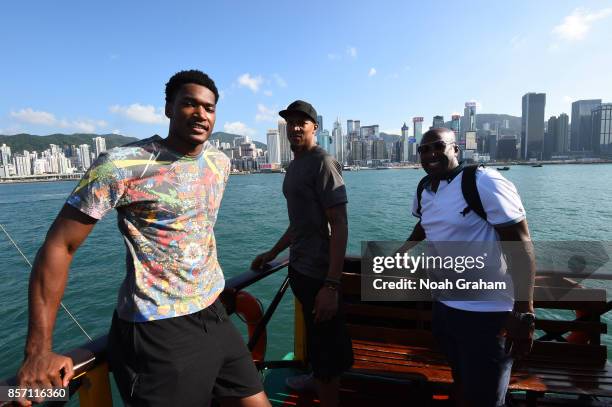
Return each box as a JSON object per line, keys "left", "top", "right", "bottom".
{"left": 288, "top": 267, "right": 354, "bottom": 380}
{"left": 107, "top": 298, "right": 263, "bottom": 406}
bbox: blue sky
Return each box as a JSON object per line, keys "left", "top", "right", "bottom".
{"left": 1, "top": 0, "right": 611, "bottom": 143}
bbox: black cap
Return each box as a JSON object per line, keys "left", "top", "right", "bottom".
{"left": 279, "top": 100, "right": 318, "bottom": 123}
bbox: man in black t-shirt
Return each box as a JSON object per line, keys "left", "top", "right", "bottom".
{"left": 252, "top": 100, "right": 353, "bottom": 407}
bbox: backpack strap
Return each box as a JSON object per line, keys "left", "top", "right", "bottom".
{"left": 461, "top": 164, "right": 487, "bottom": 221}
{"left": 415, "top": 174, "right": 430, "bottom": 217}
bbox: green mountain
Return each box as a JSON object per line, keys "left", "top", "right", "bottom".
{"left": 0, "top": 132, "right": 267, "bottom": 153}
{"left": 0, "top": 133, "right": 138, "bottom": 153}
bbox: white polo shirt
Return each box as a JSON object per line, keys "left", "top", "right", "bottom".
{"left": 412, "top": 167, "right": 526, "bottom": 312}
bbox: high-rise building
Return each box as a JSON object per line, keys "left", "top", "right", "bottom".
{"left": 521, "top": 93, "right": 546, "bottom": 160}
{"left": 266, "top": 129, "right": 281, "bottom": 164}
{"left": 316, "top": 115, "right": 324, "bottom": 146}
{"left": 372, "top": 140, "right": 386, "bottom": 160}
{"left": 591, "top": 103, "right": 612, "bottom": 157}
{"left": 461, "top": 102, "right": 477, "bottom": 138}
{"left": 557, "top": 113, "right": 570, "bottom": 154}
{"left": 432, "top": 115, "right": 445, "bottom": 129}
{"left": 465, "top": 131, "right": 477, "bottom": 151}
{"left": 411, "top": 117, "right": 424, "bottom": 162}
{"left": 278, "top": 120, "right": 292, "bottom": 165}
{"left": 571, "top": 99, "right": 601, "bottom": 151}
{"left": 354, "top": 120, "right": 361, "bottom": 137}
{"left": 0, "top": 144, "right": 11, "bottom": 166}
{"left": 360, "top": 125, "right": 379, "bottom": 139}
{"left": 450, "top": 115, "right": 461, "bottom": 139}
{"left": 319, "top": 129, "right": 330, "bottom": 152}
{"left": 347, "top": 120, "right": 354, "bottom": 135}
{"left": 78, "top": 144, "right": 91, "bottom": 170}
{"left": 497, "top": 136, "right": 518, "bottom": 160}
{"left": 401, "top": 123, "right": 410, "bottom": 162}
{"left": 332, "top": 118, "right": 344, "bottom": 164}
{"left": 545, "top": 116, "right": 558, "bottom": 160}
{"left": 94, "top": 136, "right": 106, "bottom": 158}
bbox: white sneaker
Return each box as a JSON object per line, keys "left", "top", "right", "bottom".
{"left": 285, "top": 373, "right": 317, "bottom": 393}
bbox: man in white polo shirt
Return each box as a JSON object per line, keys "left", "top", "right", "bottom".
{"left": 401, "top": 128, "right": 536, "bottom": 407}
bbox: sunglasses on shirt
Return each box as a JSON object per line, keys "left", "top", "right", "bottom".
{"left": 417, "top": 141, "right": 456, "bottom": 154}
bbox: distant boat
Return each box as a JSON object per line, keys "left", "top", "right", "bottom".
{"left": 531, "top": 164, "right": 543, "bottom": 167}
{"left": 497, "top": 167, "right": 510, "bottom": 171}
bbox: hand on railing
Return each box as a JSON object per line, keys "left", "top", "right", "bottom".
{"left": 15, "top": 351, "right": 74, "bottom": 406}
{"left": 251, "top": 251, "right": 277, "bottom": 271}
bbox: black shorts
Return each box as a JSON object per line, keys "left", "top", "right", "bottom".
{"left": 289, "top": 267, "right": 354, "bottom": 380}
{"left": 107, "top": 298, "right": 263, "bottom": 406}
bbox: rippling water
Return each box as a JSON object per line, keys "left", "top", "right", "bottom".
{"left": 1, "top": 164, "right": 612, "bottom": 384}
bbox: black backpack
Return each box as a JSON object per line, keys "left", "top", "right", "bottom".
{"left": 415, "top": 164, "right": 488, "bottom": 221}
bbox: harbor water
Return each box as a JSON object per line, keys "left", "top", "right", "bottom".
{"left": 1, "top": 164, "right": 612, "bottom": 383}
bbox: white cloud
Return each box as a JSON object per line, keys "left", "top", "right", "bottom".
{"left": 255, "top": 104, "right": 277, "bottom": 122}
{"left": 368, "top": 68, "right": 377, "bottom": 77}
{"left": 263, "top": 90, "right": 273, "bottom": 97}
{"left": 272, "top": 74, "right": 287, "bottom": 88}
{"left": 10, "top": 108, "right": 56, "bottom": 126}
{"left": 223, "top": 121, "right": 257, "bottom": 137}
{"left": 112, "top": 129, "right": 122, "bottom": 135}
{"left": 10, "top": 108, "right": 107, "bottom": 132}
{"left": 346, "top": 46, "right": 357, "bottom": 58}
{"left": 109, "top": 103, "right": 167, "bottom": 124}
{"left": 237, "top": 73, "right": 263, "bottom": 93}
{"left": 552, "top": 8, "right": 612, "bottom": 41}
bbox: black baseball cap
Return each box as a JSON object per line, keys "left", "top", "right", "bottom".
{"left": 279, "top": 100, "right": 318, "bottom": 123}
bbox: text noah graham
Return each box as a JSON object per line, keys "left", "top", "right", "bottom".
{"left": 372, "top": 278, "right": 507, "bottom": 291}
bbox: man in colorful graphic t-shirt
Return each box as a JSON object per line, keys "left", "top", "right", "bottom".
{"left": 17, "top": 70, "right": 271, "bottom": 407}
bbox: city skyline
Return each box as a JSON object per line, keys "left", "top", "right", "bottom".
{"left": 1, "top": 1, "right": 612, "bottom": 143}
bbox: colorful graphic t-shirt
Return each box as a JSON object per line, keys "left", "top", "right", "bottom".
{"left": 66, "top": 136, "right": 230, "bottom": 322}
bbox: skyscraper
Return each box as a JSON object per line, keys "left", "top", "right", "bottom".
{"left": 94, "top": 136, "right": 106, "bottom": 158}
{"left": 278, "top": 119, "right": 292, "bottom": 165}
{"left": 432, "top": 115, "right": 444, "bottom": 129}
{"left": 0, "top": 144, "right": 11, "bottom": 166}
{"left": 545, "top": 116, "right": 558, "bottom": 159}
{"left": 557, "top": 113, "right": 570, "bottom": 154}
{"left": 316, "top": 115, "right": 324, "bottom": 146}
{"left": 78, "top": 144, "right": 91, "bottom": 170}
{"left": 401, "top": 122, "right": 410, "bottom": 162}
{"left": 571, "top": 99, "right": 601, "bottom": 151}
{"left": 591, "top": 103, "right": 612, "bottom": 157}
{"left": 461, "top": 102, "right": 477, "bottom": 138}
{"left": 411, "top": 117, "right": 424, "bottom": 162}
{"left": 266, "top": 129, "right": 281, "bottom": 164}
{"left": 332, "top": 118, "right": 344, "bottom": 164}
{"left": 450, "top": 115, "right": 461, "bottom": 139}
{"left": 347, "top": 120, "right": 354, "bottom": 135}
{"left": 521, "top": 93, "right": 546, "bottom": 160}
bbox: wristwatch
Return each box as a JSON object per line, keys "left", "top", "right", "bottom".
{"left": 324, "top": 278, "right": 341, "bottom": 291}
{"left": 513, "top": 311, "right": 536, "bottom": 326}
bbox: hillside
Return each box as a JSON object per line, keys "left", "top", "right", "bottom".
{"left": 0, "top": 132, "right": 267, "bottom": 152}
{"left": 0, "top": 133, "right": 138, "bottom": 152}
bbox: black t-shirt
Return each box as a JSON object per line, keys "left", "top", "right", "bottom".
{"left": 282, "top": 146, "right": 348, "bottom": 280}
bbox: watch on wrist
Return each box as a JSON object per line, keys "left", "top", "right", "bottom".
{"left": 324, "top": 278, "right": 341, "bottom": 291}
{"left": 513, "top": 311, "right": 536, "bottom": 326}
